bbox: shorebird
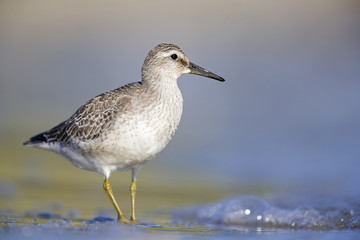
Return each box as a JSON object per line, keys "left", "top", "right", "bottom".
{"left": 23, "top": 43, "right": 225, "bottom": 223}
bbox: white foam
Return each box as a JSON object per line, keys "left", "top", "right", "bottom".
{"left": 173, "top": 195, "right": 360, "bottom": 229}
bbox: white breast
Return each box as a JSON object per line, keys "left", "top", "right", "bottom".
{"left": 78, "top": 82, "right": 184, "bottom": 173}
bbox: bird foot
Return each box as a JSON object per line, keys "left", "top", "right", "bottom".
{"left": 118, "top": 216, "right": 130, "bottom": 224}
{"left": 130, "top": 217, "right": 139, "bottom": 225}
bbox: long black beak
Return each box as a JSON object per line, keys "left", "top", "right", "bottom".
{"left": 189, "top": 62, "right": 225, "bottom": 82}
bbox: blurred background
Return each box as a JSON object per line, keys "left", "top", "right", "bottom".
{"left": 0, "top": 0, "right": 359, "bottom": 219}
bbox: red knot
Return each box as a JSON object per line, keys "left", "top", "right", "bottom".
{"left": 23, "top": 43, "right": 225, "bottom": 223}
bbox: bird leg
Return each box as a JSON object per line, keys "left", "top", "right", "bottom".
{"left": 103, "top": 178, "right": 129, "bottom": 223}
{"left": 130, "top": 179, "right": 138, "bottom": 223}
{"left": 130, "top": 166, "right": 141, "bottom": 224}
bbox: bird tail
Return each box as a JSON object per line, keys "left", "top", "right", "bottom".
{"left": 23, "top": 120, "right": 67, "bottom": 146}
{"left": 23, "top": 132, "right": 48, "bottom": 146}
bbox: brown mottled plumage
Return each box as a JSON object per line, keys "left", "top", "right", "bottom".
{"left": 24, "top": 83, "right": 143, "bottom": 144}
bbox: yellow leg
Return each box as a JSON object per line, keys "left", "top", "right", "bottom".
{"left": 103, "top": 178, "right": 130, "bottom": 223}
{"left": 130, "top": 179, "right": 139, "bottom": 223}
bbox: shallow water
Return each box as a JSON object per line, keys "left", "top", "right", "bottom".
{"left": 173, "top": 195, "right": 360, "bottom": 230}
{"left": 1, "top": 137, "right": 360, "bottom": 239}
{"left": 1, "top": 204, "right": 360, "bottom": 240}
{"left": 1, "top": 161, "right": 360, "bottom": 240}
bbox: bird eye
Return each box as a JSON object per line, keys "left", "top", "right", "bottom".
{"left": 171, "top": 54, "right": 178, "bottom": 60}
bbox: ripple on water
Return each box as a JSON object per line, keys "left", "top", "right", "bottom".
{"left": 172, "top": 195, "right": 360, "bottom": 230}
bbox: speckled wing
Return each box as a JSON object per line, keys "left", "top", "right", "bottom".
{"left": 59, "top": 91, "right": 121, "bottom": 142}
{"left": 24, "top": 83, "right": 139, "bottom": 146}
